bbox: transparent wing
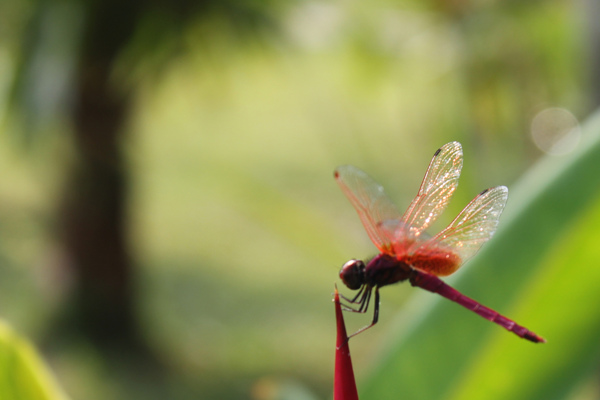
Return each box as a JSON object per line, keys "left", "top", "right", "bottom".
{"left": 334, "top": 165, "right": 401, "bottom": 253}
{"left": 401, "top": 142, "right": 463, "bottom": 240}
{"left": 413, "top": 185, "right": 509, "bottom": 273}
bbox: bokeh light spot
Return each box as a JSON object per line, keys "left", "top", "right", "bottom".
{"left": 531, "top": 107, "right": 580, "bottom": 155}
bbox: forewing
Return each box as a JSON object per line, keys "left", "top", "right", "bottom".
{"left": 335, "top": 165, "right": 401, "bottom": 253}
{"left": 401, "top": 142, "right": 463, "bottom": 239}
{"left": 416, "top": 185, "right": 509, "bottom": 270}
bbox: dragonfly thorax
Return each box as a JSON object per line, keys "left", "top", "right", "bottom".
{"left": 365, "top": 253, "right": 413, "bottom": 288}
{"left": 340, "top": 254, "right": 414, "bottom": 291}
{"left": 339, "top": 259, "right": 365, "bottom": 290}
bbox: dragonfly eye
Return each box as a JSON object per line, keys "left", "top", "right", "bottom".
{"left": 339, "top": 259, "right": 365, "bottom": 290}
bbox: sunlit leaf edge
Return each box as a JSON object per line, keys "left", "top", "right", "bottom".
{"left": 0, "top": 320, "right": 69, "bottom": 400}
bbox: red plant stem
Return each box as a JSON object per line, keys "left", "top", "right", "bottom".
{"left": 334, "top": 286, "right": 359, "bottom": 400}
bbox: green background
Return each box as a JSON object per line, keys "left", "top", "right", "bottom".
{"left": 0, "top": 0, "right": 598, "bottom": 399}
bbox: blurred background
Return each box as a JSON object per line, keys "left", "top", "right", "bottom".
{"left": 0, "top": 0, "right": 597, "bottom": 399}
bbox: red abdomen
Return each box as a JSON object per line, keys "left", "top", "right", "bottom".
{"left": 404, "top": 249, "right": 461, "bottom": 277}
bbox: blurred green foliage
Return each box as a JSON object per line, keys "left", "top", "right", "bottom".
{"left": 0, "top": 0, "right": 596, "bottom": 399}
{"left": 0, "top": 321, "right": 68, "bottom": 400}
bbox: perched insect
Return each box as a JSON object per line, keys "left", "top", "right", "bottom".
{"left": 335, "top": 142, "right": 545, "bottom": 343}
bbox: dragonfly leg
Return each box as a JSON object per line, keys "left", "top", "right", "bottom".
{"left": 340, "top": 285, "right": 366, "bottom": 304}
{"left": 358, "top": 288, "right": 371, "bottom": 312}
{"left": 347, "top": 287, "right": 381, "bottom": 339}
{"left": 340, "top": 286, "right": 371, "bottom": 313}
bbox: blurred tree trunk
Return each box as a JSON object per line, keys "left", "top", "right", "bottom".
{"left": 588, "top": 0, "right": 600, "bottom": 108}
{"left": 41, "top": 0, "right": 275, "bottom": 350}
{"left": 59, "top": 1, "right": 140, "bottom": 349}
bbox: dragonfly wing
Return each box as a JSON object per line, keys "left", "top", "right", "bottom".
{"left": 401, "top": 142, "right": 463, "bottom": 240}
{"left": 335, "top": 165, "right": 402, "bottom": 253}
{"left": 412, "top": 185, "right": 508, "bottom": 275}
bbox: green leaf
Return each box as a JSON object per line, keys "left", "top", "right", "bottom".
{"left": 360, "top": 110, "right": 600, "bottom": 399}
{"left": 0, "top": 321, "right": 68, "bottom": 400}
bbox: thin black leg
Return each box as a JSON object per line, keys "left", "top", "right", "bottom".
{"left": 340, "top": 286, "right": 371, "bottom": 313}
{"left": 340, "top": 285, "right": 366, "bottom": 304}
{"left": 358, "top": 288, "right": 372, "bottom": 312}
{"left": 348, "top": 287, "right": 380, "bottom": 339}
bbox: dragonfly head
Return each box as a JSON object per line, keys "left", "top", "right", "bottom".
{"left": 339, "top": 259, "right": 366, "bottom": 290}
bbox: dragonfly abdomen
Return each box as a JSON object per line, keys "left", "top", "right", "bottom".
{"left": 407, "top": 249, "right": 461, "bottom": 277}
{"left": 409, "top": 269, "right": 546, "bottom": 343}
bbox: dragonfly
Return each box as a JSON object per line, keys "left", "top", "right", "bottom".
{"left": 335, "top": 141, "right": 545, "bottom": 343}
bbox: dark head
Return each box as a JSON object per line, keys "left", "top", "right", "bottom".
{"left": 339, "top": 259, "right": 366, "bottom": 290}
